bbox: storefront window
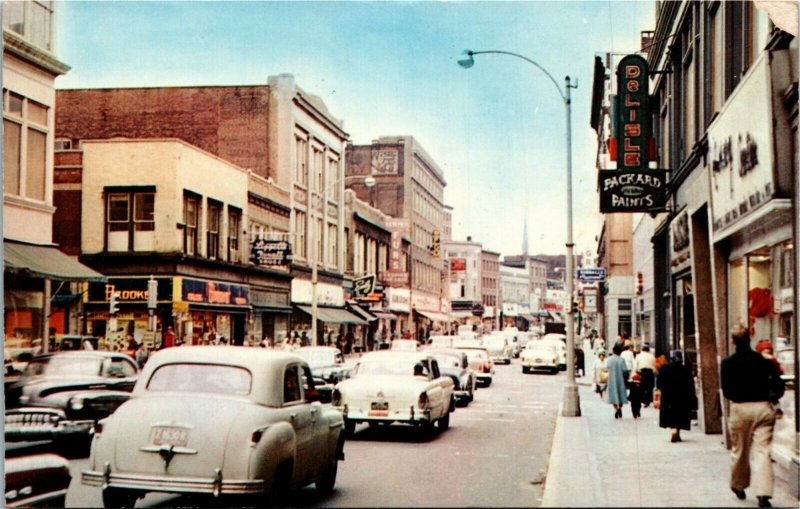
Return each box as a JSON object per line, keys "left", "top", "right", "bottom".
{"left": 747, "top": 248, "right": 772, "bottom": 346}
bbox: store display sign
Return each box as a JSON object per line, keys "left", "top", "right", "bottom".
{"left": 599, "top": 169, "right": 668, "bottom": 212}
{"left": 577, "top": 267, "right": 607, "bottom": 283}
{"left": 386, "top": 218, "right": 409, "bottom": 287}
{"left": 250, "top": 239, "right": 292, "bottom": 266}
{"left": 450, "top": 258, "right": 466, "bottom": 271}
{"left": 707, "top": 53, "right": 776, "bottom": 236}
{"left": 87, "top": 277, "right": 173, "bottom": 304}
{"left": 181, "top": 278, "right": 249, "bottom": 306}
{"left": 352, "top": 274, "right": 376, "bottom": 299}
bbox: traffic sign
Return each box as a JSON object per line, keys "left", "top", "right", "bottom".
{"left": 577, "top": 267, "right": 607, "bottom": 283}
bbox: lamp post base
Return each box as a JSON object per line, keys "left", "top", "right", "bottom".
{"left": 561, "top": 384, "right": 581, "bottom": 417}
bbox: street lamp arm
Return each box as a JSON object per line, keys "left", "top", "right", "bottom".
{"left": 462, "top": 50, "right": 566, "bottom": 103}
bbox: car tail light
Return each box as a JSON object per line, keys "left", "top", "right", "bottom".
{"left": 331, "top": 389, "right": 342, "bottom": 407}
{"left": 418, "top": 392, "right": 429, "bottom": 409}
{"left": 483, "top": 363, "right": 492, "bottom": 372}
{"left": 94, "top": 421, "right": 104, "bottom": 435}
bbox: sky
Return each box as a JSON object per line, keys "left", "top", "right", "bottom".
{"left": 55, "top": 0, "right": 655, "bottom": 258}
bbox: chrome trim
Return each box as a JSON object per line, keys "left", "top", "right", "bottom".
{"left": 5, "top": 488, "right": 68, "bottom": 508}
{"left": 140, "top": 445, "right": 198, "bottom": 455}
{"left": 82, "top": 470, "right": 264, "bottom": 495}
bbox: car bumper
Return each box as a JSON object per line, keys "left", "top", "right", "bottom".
{"left": 82, "top": 466, "right": 264, "bottom": 496}
{"left": 5, "top": 408, "right": 93, "bottom": 441}
{"left": 522, "top": 360, "right": 558, "bottom": 370}
{"left": 490, "top": 355, "right": 511, "bottom": 364}
{"left": 339, "top": 405, "right": 433, "bottom": 425}
{"left": 453, "top": 389, "right": 472, "bottom": 400}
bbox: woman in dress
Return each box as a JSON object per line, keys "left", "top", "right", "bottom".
{"left": 656, "top": 350, "right": 695, "bottom": 442}
{"left": 606, "top": 342, "right": 629, "bottom": 419}
{"left": 592, "top": 350, "right": 609, "bottom": 399}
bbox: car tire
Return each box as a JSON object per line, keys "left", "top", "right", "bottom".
{"left": 344, "top": 419, "right": 356, "bottom": 436}
{"left": 484, "top": 379, "right": 492, "bottom": 387}
{"left": 522, "top": 366, "right": 530, "bottom": 374}
{"left": 102, "top": 488, "right": 138, "bottom": 508}
{"left": 264, "top": 461, "right": 291, "bottom": 507}
{"left": 315, "top": 459, "right": 338, "bottom": 495}
{"left": 438, "top": 411, "right": 450, "bottom": 431}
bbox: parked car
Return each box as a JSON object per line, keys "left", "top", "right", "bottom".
{"left": 452, "top": 336, "right": 482, "bottom": 349}
{"left": 55, "top": 335, "right": 100, "bottom": 351}
{"left": 457, "top": 347, "right": 494, "bottom": 387}
{"left": 520, "top": 342, "right": 560, "bottom": 374}
{"left": 540, "top": 334, "right": 568, "bottom": 370}
{"left": 390, "top": 339, "right": 419, "bottom": 351}
{"left": 4, "top": 452, "right": 71, "bottom": 507}
{"left": 81, "top": 346, "right": 345, "bottom": 508}
{"left": 425, "top": 348, "right": 476, "bottom": 405}
{"left": 428, "top": 335, "right": 454, "bottom": 348}
{"left": 332, "top": 351, "right": 454, "bottom": 435}
{"left": 5, "top": 351, "right": 139, "bottom": 456}
{"left": 483, "top": 335, "right": 511, "bottom": 365}
{"left": 295, "top": 346, "right": 351, "bottom": 402}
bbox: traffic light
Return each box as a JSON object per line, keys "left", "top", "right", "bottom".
{"left": 109, "top": 292, "right": 120, "bottom": 315}
{"left": 571, "top": 300, "right": 580, "bottom": 317}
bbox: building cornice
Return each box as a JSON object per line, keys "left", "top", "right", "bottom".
{"left": 294, "top": 93, "right": 349, "bottom": 142}
{"left": 3, "top": 30, "right": 70, "bottom": 76}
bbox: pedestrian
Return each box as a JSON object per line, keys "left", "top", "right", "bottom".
{"left": 656, "top": 350, "right": 695, "bottom": 443}
{"left": 592, "top": 350, "right": 608, "bottom": 399}
{"left": 606, "top": 343, "right": 629, "bottom": 419}
{"left": 628, "top": 371, "right": 643, "bottom": 418}
{"left": 620, "top": 342, "right": 635, "bottom": 376}
{"left": 721, "top": 327, "right": 785, "bottom": 508}
{"left": 592, "top": 336, "right": 605, "bottom": 352}
{"left": 634, "top": 344, "right": 657, "bottom": 407}
{"left": 134, "top": 343, "right": 149, "bottom": 368}
{"left": 162, "top": 325, "right": 176, "bottom": 349}
{"left": 574, "top": 346, "right": 585, "bottom": 377}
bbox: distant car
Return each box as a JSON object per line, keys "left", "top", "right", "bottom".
{"left": 452, "top": 336, "right": 482, "bottom": 349}
{"left": 390, "top": 339, "right": 419, "bottom": 351}
{"left": 497, "top": 330, "right": 521, "bottom": 358}
{"left": 540, "top": 334, "right": 568, "bottom": 370}
{"left": 55, "top": 335, "right": 100, "bottom": 351}
{"left": 520, "top": 342, "right": 560, "bottom": 374}
{"left": 4, "top": 452, "right": 71, "bottom": 508}
{"left": 483, "top": 336, "right": 511, "bottom": 365}
{"left": 425, "top": 348, "right": 476, "bottom": 405}
{"left": 295, "top": 346, "right": 351, "bottom": 402}
{"left": 5, "top": 351, "right": 139, "bottom": 456}
{"left": 332, "top": 351, "right": 454, "bottom": 435}
{"left": 457, "top": 347, "right": 494, "bottom": 387}
{"left": 82, "top": 346, "right": 345, "bottom": 508}
{"left": 428, "top": 335, "right": 454, "bottom": 348}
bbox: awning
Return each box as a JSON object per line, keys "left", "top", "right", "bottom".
{"left": 296, "top": 305, "right": 367, "bottom": 324}
{"left": 451, "top": 310, "right": 473, "bottom": 318}
{"left": 252, "top": 305, "right": 293, "bottom": 314}
{"left": 347, "top": 304, "right": 378, "bottom": 322}
{"left": 415, "top": 310, "right": 449, "bottom": 322}
{"left": 4, "top": 241, "right": 106, "bottom": 282}
{"left": 372, "top": 310, "right": 398, "bottom": 320}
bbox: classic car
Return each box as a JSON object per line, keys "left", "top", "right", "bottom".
{"left": 520, "top": 341, "right": 560, "bottom": 374}
{"left": 5, "top": 351, "right": 139, "bottom": 456}
{"left": 540, "top": 334, "right": 568, "bottom": 370}
{"left": 390, "top": 339, "right": 419, "bottom": 351}
{"left": 428, "top": 335, "right": 454, "bottom": 348}
{"left": 4, "top": 452, "right": 71, "bottom": 508}
{"left": 332, "top": 351, "right": 454, "bottom": 435}
{"left": 457, "top": 347, "right": 494, "bottom": 387}
{"left": 81, "top": 346, "right": 345, "bottom": 508}
{"left": 424, "top": 348, "right": 476, "bottom": 405}
{"left": 483, "top": 335, "right": 512, "bottom": 365}
{"left": 295, "top": 346, "right": 352, "bottom": 402}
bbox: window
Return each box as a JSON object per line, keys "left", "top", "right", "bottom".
{"left": 207, "top": 201, "right": 221, "bottom": 260}
{"left": 328, "top": 223, "right": 338, "bottom": 268}
{"left": 708, "top": 1, "right": 724, "bottom": 120}
{"left": 3, "top": 90, "right": 50, "bottom": 202}
{"left": 184, "top": 193, "right": 200, "bottom": 256}
{"left": 228, "top": 207, "right": 241, "bottom": 263}
{"left": 294, "top": 211, "right": 307, "bottom": 259}
{"left": 315, "top": 217, "right": 323, "bottom": 265}
{"left": 2, "top": 1, "right": 53, "bottom": 51}
{"left": 294, "top": 136, "right": 308, "bottom": 187}
{"left": 284, "top": 366, "right": 301, "bottom": 404}
{"left": 106, "top": 189, "right": 155, "bottom": 252}
{"left": 312, "top": 146, "right": 324, "bottom": 192}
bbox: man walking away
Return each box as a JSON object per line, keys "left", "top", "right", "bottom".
{"left": 635, "top": 344, "right": 656, "bottom": 406}
{"left": 721, "top": 327, "right": 785, "bottom": 508}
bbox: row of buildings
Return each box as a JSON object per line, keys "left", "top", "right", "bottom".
{"left": 589, "top": 1, "right": 798, "bottom": 496}
{"left": 3, "top": 1, "right": 570, "bottom": 358}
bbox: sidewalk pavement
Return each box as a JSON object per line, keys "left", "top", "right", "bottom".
{"left": 542, "top": 378, "right": 800, "bottom": 508}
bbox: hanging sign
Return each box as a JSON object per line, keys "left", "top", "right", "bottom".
{"left": 617, "top": 54, "right": 650, "bottom": 172}
{"left": 599, "top": 169, "right": 668, "bottom": 212}
{"left": 250, "top": 239, "right": 292, "bottom": 266}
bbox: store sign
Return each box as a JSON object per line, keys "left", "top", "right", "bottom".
{"left": 708, "top": 53, "right": 776, "bottom": 236}
{"left": 577, "top": 267, "right": 607, "bottom": 283}
{"left": 386, "top": 287, "right": 410, "bottom": 313}
{"left": 352, "top": 274, "right": 376, "bottom": 299}
{"left": 617, "top": 54, "right": 651, "bottom": 172}
{"left": 291, "top": 279, "right": 344, "bottom": 306}
{"left": 181, "top": 278, "right": 249, "bottom": 306}
{"left": 412, "top": 292, "right": 439, "bottom": 312}
{"left": 386, "top": 218, "right": 409, "bottom": 287}
{"left": 599, "top": 170, "right": 668, "bottom": 212}
{"left": 87, "top": 277, "right": 173, "bottom": 304}
{"left": 583, "top": 288, "right": 598, "bottom": 314}
{"left": 431, "top": 229, "right": 441, "bottom": 258}
{"left": 450, "top": 258, "right": 466, "bottom": 272}
{"left": 250, "top": 239, "right": 292, "bottom": 266}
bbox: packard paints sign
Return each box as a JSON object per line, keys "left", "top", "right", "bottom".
{"left": 707, "top": 53, "right": 776, "bottom": 236}
{"left": 599, "top": 170, "right": 668, "bottom": 212}
{"left": 617, "top": 54, "right": 650, "bottom": 173}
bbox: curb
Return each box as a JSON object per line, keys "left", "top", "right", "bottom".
{"left": 541, "top": 403, "right": 564, "bottom": 507}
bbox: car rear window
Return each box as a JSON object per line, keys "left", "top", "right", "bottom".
{"left": 26, "top": 356, "right": 103, "bottom": 377}
{"left": 147, "top": 363, "right": 252, "bottom": 395}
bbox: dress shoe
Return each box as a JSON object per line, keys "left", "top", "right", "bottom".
{"left": 731, "top": 488, "right": 746, "bottom": 500}
{"left": 757, "top": 496, "right": 771, "bottom": 507}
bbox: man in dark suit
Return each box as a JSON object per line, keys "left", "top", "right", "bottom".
{"left": 721, "top": 326, "right": 785, "bottom": 508}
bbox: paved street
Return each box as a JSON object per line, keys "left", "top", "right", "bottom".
{"left": 64, "top": 358, "right": 564, "bottom": 508}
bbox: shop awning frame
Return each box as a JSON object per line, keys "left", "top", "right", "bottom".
{"left": 4, "top": 240, "right": 106, "bottom": 282}
{"left": 415, "top": 309, "right": 449, "bottom": 322}
{"left": 347, "top": 304, "right": 378, "bottom": 322}
{"left": 295, "top": 305, "right": 367, "bottom": 324}
{"left": 372, "top": 310, "right": 398, "bottom": 320}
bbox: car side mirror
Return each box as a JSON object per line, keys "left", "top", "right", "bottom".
{"left": 305, "top": 388, "right": 321, "bottom": 402}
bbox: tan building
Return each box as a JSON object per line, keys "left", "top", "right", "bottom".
{"left": 481, "top": 249, "right": 501, "bottom": 331}
{"left": 595, "top": 214, "right": 634, "bottom": 341}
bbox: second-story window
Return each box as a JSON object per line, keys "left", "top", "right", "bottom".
{"left": 2, "top": 1, "right": 53, "bottom": 52}
{"left": 207, "top": 201, "right": 221, "bottom": 260}
{"left": 183, "top": 193, "right": 199, "bottom": 256}
{"left": 106, "top": 188, "right": 155, "bottom": 252}
{"left": 228, "top": 207, "right": 241, "bottom": 263}
{"left": 3, "top": 90, "right": 49, "bottom": 202}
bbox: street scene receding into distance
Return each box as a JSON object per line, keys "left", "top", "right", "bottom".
{"left": 2, "top": 1, "right": 799, "bottom": 508}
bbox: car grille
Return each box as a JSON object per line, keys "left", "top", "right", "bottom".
{"left": 5, "top": 409, "right": 64, "bottom": 430}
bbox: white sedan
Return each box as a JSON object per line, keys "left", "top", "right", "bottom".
{"left": 540, "top": 334, "right": 568, "bottom": 370}
{"left": 82, "top": 347, "right": 345, "bottom": 507}
{"left": 332, "top": 351, "right": 454, "bottom": 435}
{"left": 520, "top": 342, "right": 560, "bottom": 374}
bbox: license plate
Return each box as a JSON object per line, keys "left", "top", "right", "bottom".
{"left": 150, "top": 426, "right": 188, "bottom": 447}
{"left": 371, "top": 401, "right": 388, "bottom": 411}
{"left": 368, "top": 410, "right": 389, "bottom": 417}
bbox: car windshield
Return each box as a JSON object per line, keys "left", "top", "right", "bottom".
{"left": 527, "top": 344, "right": 557, "bottom": 354}
{"left": 147, "top": 363, "right": 252, "bottom": 395}
{"left": 461, "top": 349, "right": 488, "bottom": 362}
{"left": 353, "top": 358, "right": 421, "bottom": 376}
{"left": 295, "top": 349, "right": 338, "bottom": 368}
{"left": 25, "top": 356, "right": 103, "bottom": 377}
{"left": 432, "top": 353, "right": 461, "bottom": 368}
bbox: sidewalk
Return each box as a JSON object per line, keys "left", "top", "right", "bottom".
{"left": 542, "top": 380, "right": 799, "bottom": 508}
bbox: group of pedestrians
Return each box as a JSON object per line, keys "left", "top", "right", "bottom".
{"left": 588, "top": 327, "right": 786, "bottom": 508}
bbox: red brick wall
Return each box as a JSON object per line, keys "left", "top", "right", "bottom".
{"left": 53, "top": 189, "right": 82, "bottom": 255}
{"left": 345, "top": 144, "right": 406, "bottom": 219}
{"left": 56, "top": 86, "right": 271, "bottom": 179}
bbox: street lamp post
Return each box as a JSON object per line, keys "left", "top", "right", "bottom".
{"left": 458, "top": 49, "right": 581, "bottom": 417}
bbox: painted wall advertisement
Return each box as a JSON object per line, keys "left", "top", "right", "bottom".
{"left": 707, "top": 53, "right": 775, "bottom": 237}
{"left": 385, "top": 217, "right": 409, "bottom": 287}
